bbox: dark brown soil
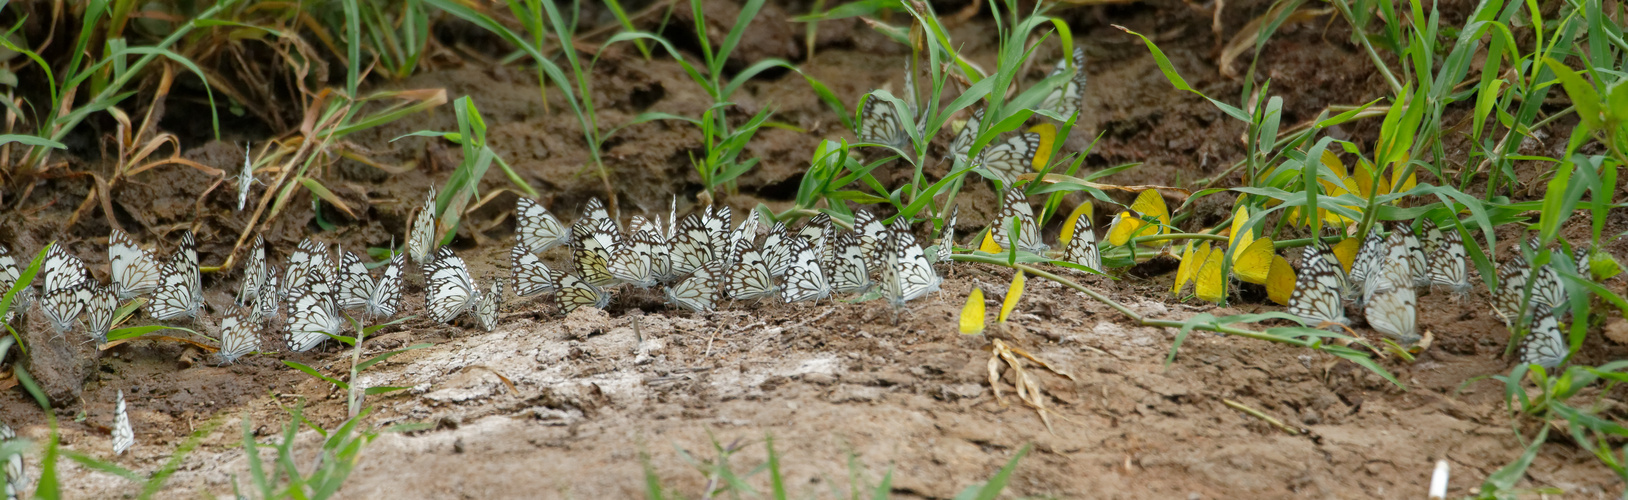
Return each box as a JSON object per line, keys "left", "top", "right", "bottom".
{"left": 3, "top": 1, "right": 1627, "bottom": 498}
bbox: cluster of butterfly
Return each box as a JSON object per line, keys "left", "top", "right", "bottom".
{"left": 505, "top": 195, "right": 952, "bottom": 315}
{"left": 0, "top": 229, "right": 203, "bottom": 346}
{"left": 1285, "top": 219, "right": 1575, "bottom": 369}
{"left": 858, "top": 48, "right": 1087, "bottom": 187}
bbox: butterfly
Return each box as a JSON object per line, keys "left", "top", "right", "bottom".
{"left": 725, "top": 239, "right": 778, "bottom": 301}
{"left": 150, "top": 231, "right": 202, "bottom": 321}
{"left": 283, "top": 282, "right": 341, "bottom": 352}
{"left": 580, "top": 197, "right": 612, "bottom": 228}
{"left": 41, "top": 242, "right": 90, "bottom": 295}
{"left": 1287, "top": 244, "right": 1349, "bottom": 329}
{"left": 338, "top": 249, "right": 404, "bottom": 320}
{"left": 826, "top": 231, "right": 872, "bottom": 294}
{"left": 1062, "top": 210, "right": 1100, "bottom": 271}
{"left": 990, "top": 194, "right": 1049, "bottom": 254}
{"left": 796, "top": 214, "right": 830, "bottom": 250}
{"left": 1363, "top": 233, "right": 1418, "bottom": 343}
{"left": 111, "top": 390, "right": 134, "bottom": 456}
{"left": 933, "top": 206, "right": 959, "bottom": 268}
{"left": 237, "top": 142, "right": 255, "bottom": 211}
{"left": 109, "top": 229, "right": 163, "bottom": 299}
{"left": 425, "top": 248, "right": 478, "bottom": 324}
{"left": 1395, "top": 222, "right": 1432, "bottom": 290}
{"left": 1572, "top": 244, "right": 1592, "bottom": 277}
{"left": 571, "top": 219, "right": 620, "bottom": 287}
{"left": 41, "top": 282, "right": 89, "bottom": 334}
{"left": 516, "top": 198, "right": 569, "bottom": 253}
{"left": 725, "top": 211, "right": 762, "bottom": 268}
{"left": 974, "top": 133, "right": 1042, "bottom": 187}
{"left": 857, "top": 92, "right": 910, "bottom": 150}
{"left": 668, "top": 211, "right": 722, "bottom": 277}
{"left": 1518, "top": 307, "right": 1567, "bottom": 370}
{"left": 947, "top": 108, "right": 985, "bottom": 164}
{"left": 1346, "top": 228, "right": 1385, "bottom": 291}
{"left": 852, "top": 210, "right": 889, "bottom": 269}
{"left": 1490, "top": 252, "right": 1532, "bottom": 328}
{"left": 665, "top": 261, "right": 723, "bottom": 312}
{"left": 608, "top": 229, "right": 660, "bottom": 288}
{"left": 474, "top": 279, "right": 502, "bottom": 332}
{"left": 1421, "top": 219, "right": 1470, "bottom": 298}
{"left": 1, "top": 422, "right": 22, "bottom": 500}
{"left": 554, "top": 271, "right": 609, "bottom": 314}
{"left": 1038, "top": 47, "right": 1088, "bottom": 119}
{"left": 780, "top": 236, "right": 829, "bottom": 303}
{"left": 283, "top": 238, "right": 333, "bottom": 306}
{"left": 1530, "top": 263, "right": 1567, "bottom": 313}
{"left": 216, "top": 306, "right": 259, "bottom": 364}
{"left": 84, "top": 285, "right": 115, "bottom": 344}
{"left": 0, "top": 245, "right": 33, "bottom": 320}
{"left": 237, "top": 236, "right": 268, "bottom": 306}
{"left": 407, "top": 187, "right": 438, "bottom": 267}
{"left": 761, "top": 222, "right": 794, "bottom": 278}
{"left": 708, "top": 206, "right": 735, "bottom": 261}
{"left": 511, "top": 245, "right": 559, "bottom": 297}
{"left": 254, "top": 266, "right": 281, "bottom": 323}
{"left": 888, "top": 221, "right": 942, "bottom": 305}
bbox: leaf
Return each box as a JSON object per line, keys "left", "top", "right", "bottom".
{"left": 298, "top": 177, "right": 359, "bottom": 219}
{"left": 284, "top": 360, "right": 348, "bottom": 390}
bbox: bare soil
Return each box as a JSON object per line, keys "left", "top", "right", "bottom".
{"left": 3, "top": 1, "right": 1627, "bottom": 498}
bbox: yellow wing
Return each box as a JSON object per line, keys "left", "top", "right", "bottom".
{"left": 960, "top": 288, "right": 986, "bottom": 335}
{"left": 1027, "top": 123, "right": 1057, "bottom": 171}
{"left": 1233, "top": 236, "right": 1276, "bottom": 285}
{"left": 1171, "top": 240, "right": 1205, "bottom": 295}
{"left": 998, "top": 271, "right": 1026, "bottom": 323}
{"left": 1058, "top": 201, "right": 1095, "bottom": 247}
{"left": 978, "top": 230, "right": 1002, "bottom": 253}
{"left": 1265, "top": 255, "right": 1295, "bottom": 305}
{"left": 1195, "top": 249, "right": 1227, "bottom": 304}
{"left": 1229, "top": 205, "right": 1254, "bottom": 255}
{"left": 1107, "top": 211, "right": 1145, "bottom": 246}
{"left": 1130, "top": 190, "right": 1170, "bottom": 235}
{"left": 1331, "top": 237, "right": 1360, "bottom": 274}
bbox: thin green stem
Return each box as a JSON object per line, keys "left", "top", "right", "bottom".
{"left": 1329, "top": 0, "right": 1404, "bottom": 95}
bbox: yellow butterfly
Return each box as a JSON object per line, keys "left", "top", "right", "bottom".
{"left": 1232, "top": 237, "right": 1276, "bottom": 285}
{"left": 1265, "top": 255, "right": 1295, "bottom": 306}
{"left": 960, "top": 287, "right": 986, "bottom": 335}
{"left": 1171, "top": 240, "right": 1204, "bottom": 295}
{"left": 998, "top": 271, "right": 1026, "bottom": 323}
{"left": 1195, "top": 248, "right": 1227, "bottom": 304}
{"left": 1107, "top": 190, "right": 1170, "bottom": 246}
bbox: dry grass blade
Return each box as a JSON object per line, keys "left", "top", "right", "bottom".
{"left": 987, "top": 338, "right": 1075, "bottom": 434}
{"left": 1222, "top": 398, "right": 1305, "bottom": 435}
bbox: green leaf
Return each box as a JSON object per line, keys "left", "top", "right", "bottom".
{"left": 1543, "top": 57, "right": 1602, "bottom": 133}
{"left": 0, "top": 134, "right": 67, "bottom": 149}
{"left": 362, "top": 386, "right": 412, "bottom": 395}
{"left": 284, "top": 360, "right": 348, "bottom": 390}
{"left": 105, "top": 324, "right": 197, "bottom": 342}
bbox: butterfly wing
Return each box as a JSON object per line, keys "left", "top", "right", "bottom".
{"left": 109, "top": 229, "right": 163, "bottom": 298}
{"left": 858, "top": 93, "right": 908, "bottom": 149}
{"left": 112, "top": 390, "right": 134, "bottom": 455}
{"left": 892, "top": 222, "right": 941, "bottom": 303}
{"left": 217, "top": 307, "right": 259, "bottom": 364}
{"left": 761, "top": 222, "right": 793, "bottom": 278}
{"left": 516, "top": 198, "right": 569, "bottom": 252}
{"left": 991, "top": 194, "right": 1048, "bottom": 254}
{"left": 974, "top": 133, "right": 1040, "bottom": 187}
{"left": 1518, "top": 308, "right": 1567, "bottom": 370}
{"left": 780, "top": 236, "right": 829, "bottom": 303}
{"left": 336, "top": 251, "right": 375, "bottom": 311}
{"left": 1288, "top": 245, "right": 1349, "bottom": 329}
{"left": 1062, "top": 212, "right": 1100, "bottom": 271}
{"left": 554, "top": 272, "right": 609, "bottom": 314}
{"left": 368, "top": 252, "right": 405, "bottom": 320}
{"left": 665, "top": 261, "right": 724, "bottom": 312}
{"left": 853, "top": 210, "right": 889, "bottom": 269}
{"left": 238, "top": 235, "right": 268, "bottom": 305}
{"left": 608, "top": 230, "right": 659, "bottom": 288}
{"left": 425, "top": 248, "right": 477, "bottom": 324}
{"left": 511, "top": 245, "right": 557, "bottom": 297}
{"left": 475, "top": 280, "right": 502, "bottom": 332}
{"left": 283, "top": 281, "right": 339, "bottom": 352}
{"left": 948, "top": 108, "right": 985, "bottom": 163}
{"left": 827, "top": 231, "right": 872, "bottom": 294}
{"left": 725, "top": 239, "right": 778, "bottom": 301}
{"left": 407, "top": 187, "right": 438, "bottom": 266}
{"left": 84, "top": 285, "right": 116, "bottom": 344}
{"left": 42, "top": 283, "right": 89, "bottom": 333}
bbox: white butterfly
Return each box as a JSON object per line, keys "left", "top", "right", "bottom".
{"left": 216, "top": 307, "right": 259, "bottom": 364}
{"left": 665, "top": 261, "right": 724, "bottom": 312}
{"left": 974, "top": 133, "right": 1041, "bottom": 187}
{"left": 41, "top": 242, "right": 90, "bottom": 295}
{"left": 283, "top": 282, "right": 341, "bottom": 353}
{"left": 1, "top": 422, "right": 23, "bottom": 500}
{"left": 516, "top": 198, "right": 569, "bottom": 253}
{"left": 41, "top": 282, "right": 89, "bottom": 334}
{"left": 1038, "top": 47, "right": 1088, "bottom": 119}
{"left": 425, "top": 248, "right": 478, "bottom": 324}
{"left": 947, "top": 108, "right": 984, "bottom": 164}
{"left": 283, "top": 238, "right": 333, "bottom": 303}
{"left": 1288, "top": 244, "right": 1349, "bottom": 329}
{"left": 1421, "top": 219, "right": 1470, "bottom": 298}
{"left": 932, "top": 206, "right": 959, "bottom": 268}
{"left": 857, "top": 92, "right": 911, "bottom": 150}
{"left": 1397, "top": 222, "right": 1431, "bottom": 290}
{"left": 109, "top": 229, "right": 162, "bottom": 299}
{"left": 668, "top": 211, "right": 721, "bottom": 277}
{"left": 474, "top": 280, "right": 502, "bottom": 332}
{"left": 725, "top": 239, "right": 778, "bottom": 302}
{"left": 1363, "top": 232, "right": 1418, "bottom": 344}
{"left": 608, "top": 230, "right": 660, "bottom": 288}
{"left": 254, "top": 266, "right": 281, "bottom": 323}
{"left": 237, "top": 236, "right": 268, "bottom": 306}
{"left": 407, "top": 187, "right": 438, "bottom": 267}
{"left": 626, "top": 215, "right": 674, "bottom": 283}
{"left": 237, "top": 142, "right": 255, "bottom": 211}
{"left": 889, "top": 221, "right": 941, "bottom": 305}
{"left": 1490, "top": 252, "right": 1532, "bottom": 329}
{"left": 1346, "top": 228, "right": 1385, "bottom": 292}
{"left": 825, "top": 231, "right": 872, "bottom": 294}
{"left": 0, "top": 245, "right": 33, "bottom": 321}
{"left": 84, "top": 285, "right": 116, "bottom": 344}
{"left": 580, "top": 197, "right": 612, "bottom": 228}
{"left": 511, "top": 245, "right": 559, "bottom": 297}
{"left": 780, "top": 236, "right": 829, "bottom": 303}
{"left": 852, "top": 210, "right": 889, "bottom": 270}
{"left": 796, "top": 214, "right": 830, "bottom": 252}
{"left": 761, "top": 222, "right": 793, "bottom": 278}
{"left": 726, "top": 210, "right": 761, "bottom": 268}
{"left": 707, "top": 206, "right": 735, "bottom": 263}
{"left": 337, "top": 249, "right": 404, "bottom": 320}
{"left": 1518, "top": 307, "right": 1567, "bottom": 370}
{"left": 554, "top": 271, "right": 609, "bottom": 314}
{"left": 1062, "top": 211, "right": 1099, "bottom": 271}
{"left": 150, "top": 231, "right": 202, "bottom": 321}
{"left": 990, "top": 194, "right": 1049, "bottom": 254}
{"left": 571, "top": 218, "right": 620, "bottom": 287}
{"left": 112, "top": 390, "right": 134, "bottom": 455}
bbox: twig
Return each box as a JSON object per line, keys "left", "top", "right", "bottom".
{"left": 1222, "top": 398, "right": 1304, "bottom": 435}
